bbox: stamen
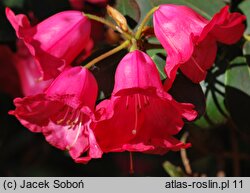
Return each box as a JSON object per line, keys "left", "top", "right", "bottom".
{"left": 57, "top": 107, "right": 71, "bottom": 124}
{"left": 66, "top": 114, "right": 83, "bottom": 150}
{"left": 37, "top": 76, "right": 43, "bottom": 82}
{"left": 126, "top": 96, "right": 129, "bottom": 109}
{"left": 26, "top": 105, "right": 32, "bottom": 112}
{"left": 66, "top": 111, "right": 76, "bottom": 125}
{"left": 67, "top": 109, "right": 81, "bottom": 126}
{"left": 68, "top": 110, "right": 81, "bottom": 129}
{"left": 137, "top": 94, "right": 142, "bottom": 111}
{"left": 143, "top": 96, "right": 150, "bottom": 106}
{"left": 191, "top": 56, "right": 205, "bottom": 73}
{"left": 132, "top": 96, "right": 138, "bottom": 135}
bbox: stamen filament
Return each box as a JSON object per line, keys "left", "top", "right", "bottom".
{"left": 126, "top": 96, "right": 129, "bottom": 109}
{"left": 132, "top": 95, "right": 138, "bottom": 135}
{"left": 191, "top": 56, "right": 205, "bottom": 73}
{"left": 135, "top": 6, "right": 159, "bottom": 40}
{"left": 26, "top": 105, "right": 32, "bottom": 112}
{"left": 66, "top": 109, "right": 77, "bottom": 125}
{"left": 137, "top": 94, "right": 142, "bottom": 111}
{"left": 67, "top": 115, "right": 83, "bottom": 150}
{"left": 143, "top": 96, "right": 150, "bottom": 106}
{"left": 57, "top": 107, "right": 71, "bottom": 124}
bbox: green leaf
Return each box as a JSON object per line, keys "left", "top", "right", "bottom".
{"left": 243, "top": 41, "right": 250, "bottom": 55}
{"left": 225, "top": 57, "right": 250, "bottom": 96}
{"left": 147, "top": 37, "right": 161, "bottom": 44}
{"left": 151, "top": 55, "right": 166, "bottom": 80}
{"left": 239, "top": 0, "right": 250, "bottom": 34}
{"left": 194, "top": 70, "right": 229, "bottom": 129}
{"left": 243, "top": 41, "right": 250, "bottom": 64}
{"left": 147, "top": 48, "right": 166, "bottom": 80}
{"left": 115, "top": 0, "right": 141, "bottom": 28}
{"left": 115, "top": 0, "right": 225, "bottom": 28}
{"left": 163, "top": 161, "right": 186, "bottom": 177}
{"left": 225, "top": 56, "right": 250, "bottom": 131}
{"left": 2, "top": 0, "right": 25, "bottom": 8}
{"left": 146, "top": 37, "right": 166, "bottom": 79}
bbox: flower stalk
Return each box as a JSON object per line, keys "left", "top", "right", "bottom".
{"left": 129, "top": 38, "right": 138, "bottom": 51}
{"left": 135, "top": 6, "right": 159, "bottom": 40}
{"left": 84, "top": 7, "right": 160, "bottom": 65}
{"left": 84, "top": 13, "right": 133, "bottom": 40}
{"left": 84, "top": 40, "right": 130, "bottom": 68}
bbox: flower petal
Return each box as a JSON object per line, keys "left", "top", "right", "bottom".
{"left": 45, "top": 67, "right": 98, "bottom": 110}
{"left": 94, "top": 93, "right": 197, "bottom": 153}
{"left": 113, "top": 50, "right": 163, "bottom": 95}
{"left": 43, "top": 118, "right": 98, "bottom": 160}
{"left": 74, "top": 127, "right": 103, "bottom": 163}
{"left": 200, "top": 6, "right": 246, "bottom": 44}
{"left": 180, "top": 36, "right": 217, "bottom": 83}
{"left": 9, "top": 94, "right": 61, "bottom": 132}
{"left": 153, "top": 5, "right": 208, "bottom": 88}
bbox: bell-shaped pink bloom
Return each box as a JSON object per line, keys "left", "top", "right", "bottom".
{"left": 13, "top": 41, "right": 52, "bottom": 96}
{"left": 94, "top": 50, "right": 197, "bottom": 154}
{"left": 9, "top": 67, "right": 102, "bottom": 163}
{"left": 153, "top": 5, "right": 246, "bottom": 89}
{"left": 6, "top": 8, "right": 93, "bottom": 80}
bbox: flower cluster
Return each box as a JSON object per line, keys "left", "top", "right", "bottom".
{"left": 7, "top": 4, "right": 245, "bottom": 163}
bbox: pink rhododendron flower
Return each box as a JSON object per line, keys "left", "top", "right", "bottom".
{"left": 13, "top": 41, "right": 52, "bottom": 96}
{"left": 153, "top": 5, "right": 246, "bottom": 89}
{"left": 6, "top": 8, "right": 93, "bottom": 80}
{"left": 9, "top": 67, "right": 102, "bottom": 163}
{"left": 94, "top": 50, "right": 197, "bottom": 154}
